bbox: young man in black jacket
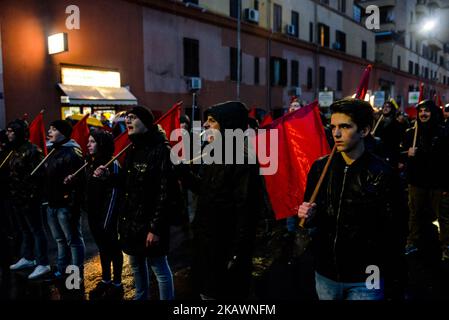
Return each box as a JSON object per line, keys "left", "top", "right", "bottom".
{"left": 298, "top": 98, "right": 406, "bottom": 300}
{"left": 44, "top": 120, "right": 85, "bottom": 286}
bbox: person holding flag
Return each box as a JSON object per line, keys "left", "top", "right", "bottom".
{"left": 43, "top": 120, "right": 86, "bottom": 290}
{"left": 5, "top": 119, "right": 51, "bottom": 280}
{"left": 94, "top": 106, "right": 176, "bottom": 300}
{"left": 402, "top": 99, "right": 449, "bottom": 259}
{"left": 298, "top": 98, "right": 406, "bottom": 300}
{"left": 373, "top": 100, "right": 402, "bottom": 168}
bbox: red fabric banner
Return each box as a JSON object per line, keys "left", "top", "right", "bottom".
{"left": 71, "top": 113, "right": 90, "bottom": 155}
{"left": 29, "top": 112, "right": 48, "bottom": 156}
{"left": 259, "top": 101, "right": 331, "bottom": 220}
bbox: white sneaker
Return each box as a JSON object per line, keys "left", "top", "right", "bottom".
{"left": 28, "top": 265, "right": 51, "bottom": 280}
{"left": 9, "top": 258, "right": 36, "bottom": 270}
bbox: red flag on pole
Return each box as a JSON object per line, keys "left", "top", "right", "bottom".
{"left": 155, "top": 101, "right": 182, "bottom": 146}
{"left": 249, "top": 107, "right": 257, "bottom": 119}
{"left": 71, "top": 113, "right": 90, "bottom": 155}
{"left": 113, "top": 130, "right": 130, "bottom": 166}
{"left": 418, "top": 82, "right": 424, "bottom": 103}
{"left": 112, "top": 101, "right": 183, "bottom": 165}
{"left": 355, "top": 64, "right": 372, "bottom": 100}
{"left": 259, "top": 101, "right": 331, "bottom": 220}
{"left": 259, "top": 112, "right": 273, "bottom": 128}
{"left": 29, "top": 111, "right": 48, "bottom": 156}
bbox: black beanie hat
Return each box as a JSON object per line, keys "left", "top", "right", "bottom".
{"left": 7, "top": 119, "right": 29, "bottom": 144}
{"left": 126, "top": 106, "right": 154, "bottom": 130}
{"left": 50, "top": 119, "right": 73, "bottom": 138}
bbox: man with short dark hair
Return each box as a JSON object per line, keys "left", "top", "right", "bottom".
{"left": 298, "top": 98, "right": 405, "bottom": 300}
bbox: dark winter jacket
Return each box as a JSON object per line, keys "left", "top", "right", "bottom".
{"left": 182, "top": 101, "right": 265, "bottom": 298}
{"left": 43, "top": 139, "right": 84, "bottom": 208}
{"left": 8, "top": 141, "right": 44, "bottom": 208}
{"left": 86, "top": 158, "right": 121, "bottom": 233}
{"left": 402, "top": 122, "right": 449, "bottom": 189}
{"left": 304, "top": 151, "right": 406, "bottom": 284}
{"left": 375, "top": 115, "right": 402, "bottom": 167}
{"left": 117, "top": 128, "right": 175, "bottom": 257}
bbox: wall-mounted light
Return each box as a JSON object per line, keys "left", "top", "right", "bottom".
{"left": 48, "top": 33, "right": 68, "bottom": 55}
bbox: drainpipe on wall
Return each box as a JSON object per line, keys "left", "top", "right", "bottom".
{"left": 0, "top": 25, "right": 5, "bottom": 128}
{"left": 267, "top": 0, "right": 272, "bottom": 111}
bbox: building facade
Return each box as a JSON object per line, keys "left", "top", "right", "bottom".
{"left": 0, "top": 0, "right": 448, "bottom": 128}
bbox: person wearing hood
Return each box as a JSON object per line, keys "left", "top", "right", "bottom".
{"left": 94, "top": 106, "right": 176, "bottom": 300}
{"left": 179, "top": 101, "right": 265, "bottom": 300}
{"left": 4, "top": 119, "right": 50, "bottom": 280}
{"left": 43, "top": 119, "right": 86, "bottom": 288}
{"left": 402, "top": 100, "right": 449, "bottom": 259}
{"left": 374, "top": 101, "right": 402, "bottom": 168}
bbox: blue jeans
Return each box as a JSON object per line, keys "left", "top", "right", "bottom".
{"left": 14, "top": 204, "right": 49, "bottom": 265}
{"left": 47, "top": 207, "right": 85, "bottom": 276}
{"left": 315, "top": 272, "right": 384, "bottom": 300}
{"left": 128, "top": 255, "right": 174, "bottom": 300}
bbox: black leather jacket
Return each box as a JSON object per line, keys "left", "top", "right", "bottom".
{"left": 117, "top": 129, "right": 174, "bottom": 257}
{"left": 305, "top": 151, "right": 406, "bottom": 283}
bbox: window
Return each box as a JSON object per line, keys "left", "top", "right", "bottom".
{"left": 309, "top": 22, "right": 314, "bottom": 42}
{"left": 183, "top": 38, "right": 199, "bottom": 77}
{"left": 361, "top": 41, "right": 367, "bottom": 59}
{"left": 274, "top": 4, "right": 282, "bottom": 33}
{"left": 318, "top": 23, "right": 330, "bottom": 47}
{"left": 307, "top": 68, "right": 313, "bottom": 89}
{"left": 319, "top": 66, "right": 326, "bottom": 90}
{"left": 291, "top": 60, "right": 299, "bottom": 86}
{"left": 408, "top": 60, "right": 413, "bottom": 74}
{"left": 335, "top": 30, "right": 346, "bottom": 52}
{"left": 254, "top": 57, "right": 260, "bottom": 85}
{"left": 230, "top": 0, "right": 238, "bottom": 18}
{"left": 270, "top": 57, "right": 287, "bottom": 86}
{"left": 183, "top": 0, "right": 198, "bottom": 4}
{"left": 254, "top": 0, "right": 259, "bottom": 10}
{"left": 425, "top": 67, "right": 429, "bottom": 79}
{"left": 230, "top": 47, "right": 242, "bottom": 81}
{"left": 337, "top": 70, "right": 342, "bottom": 91}
{"left": 291, "top": 11, "right": 299, "bottom": 38}
{"left": 397, "top": 56, "right": 401, "bottom": 70}
{"left": 353, "top": 4, "right": 361, "bottom": 23}
{"left": 338, "top": 0, "right": 346, "bottom": 13}
{"left": 444, "top": 76, "right": 447, "bottom": 85}
{"left": 440, "top": 56, "right": 445, "bottom": 67}
{"left": 414, "top": 63, "right": 419, "bottom": 76}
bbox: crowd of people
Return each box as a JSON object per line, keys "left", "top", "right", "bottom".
{"left": 1, "top": 97, "right": 449, "bottom": 301}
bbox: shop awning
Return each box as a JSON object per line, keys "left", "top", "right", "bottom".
{"left": 58, "top": 84, "right": 138, "bottom": 105}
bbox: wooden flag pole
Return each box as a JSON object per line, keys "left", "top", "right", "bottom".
{"left": 30, "top": 148, "right": 55, "bottom": 176}
{"left": 70, "top": 161, "right": 89, "bottom": 178}
{"left": 0, "top": 150, "right": 13, "bottom": 169}
{"left": 412, "top": 121, "right": 418, "bottom": 150}
{"left": 371, "top": 114, "right": 384, "bottom": 136}
{"left": 299, "top": 144, "right": 337, "bottom": 228}
{"left": 104, "top": 143, "right": 132, "bottom": 168}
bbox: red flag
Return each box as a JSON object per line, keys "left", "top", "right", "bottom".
{"left": 260, "top": 112, "right": 273, "bottom": 128}
{"left": 71, "top": 113, "right": 90, "bottom": 155}
{"left": 249, "top": 107, "right": 257, "bottom": 119}
{"left": 258, "top": 101, "right": 331, "bottom": 220}
{"left": 418, "top": 82, "right": 424, "bottom": 103}
{"left": 355, "top": 64, "right": 372, "bottom": 100}
{"left": 113, "top": 130, "right": 130, "bottom": 166}
{"left": 155, "top": 101, "right": 182, "bottom": 146}
{"left": 29, "top": 111, "right": 48, "bottom": 156}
